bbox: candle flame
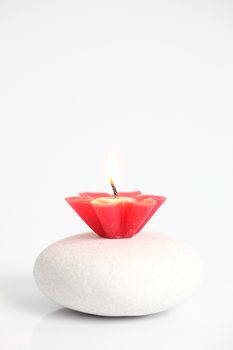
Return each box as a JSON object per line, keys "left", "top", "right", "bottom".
{"left": 107, "top": 148, "right": 119, "bottom": 194}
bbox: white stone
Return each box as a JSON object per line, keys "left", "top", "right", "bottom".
{"left": 34, "top": 232, "right": 203, "bottom": 316}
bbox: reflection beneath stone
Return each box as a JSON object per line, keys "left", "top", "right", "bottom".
{"left": 31, "top": 307, "right": 170, "bottom": 350}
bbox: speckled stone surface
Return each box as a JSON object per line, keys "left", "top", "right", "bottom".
{"left": 34, "top": 232, "right": 203, "bottom": 316}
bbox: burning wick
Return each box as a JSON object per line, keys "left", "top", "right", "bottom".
{"left": 110, "top": 177, "right": 118, "bottom": 198}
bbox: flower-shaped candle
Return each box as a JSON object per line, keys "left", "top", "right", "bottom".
{"left": 65, "top": 150, "right": 166, "bottom": 239}
{"left": 65, "top": 190, "right": 166, "bottom": 239}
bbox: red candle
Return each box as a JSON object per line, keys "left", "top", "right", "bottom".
{"left": 65, "top": 150, "right": 166, "bottom": 239}
{"left": 65, "top": 191, "right": 166, "bottom": 239}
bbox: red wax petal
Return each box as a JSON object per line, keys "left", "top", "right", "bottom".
{"left": 117, "top": 191, "right": 142, "bottom": 197}
{"left": 91, "top": 201, "right": 125, "bottom": 238}
{"left": 138, "top": 196, "right": 166, "bottom": 226}
{"left": 130, "top": 195, "right": 167, "bottom": 234}
{"left": 123, "top": 200, "right": 156, "bottom": 238}
{"left": 65, "top": 197, "right": 104, "bottom": 234}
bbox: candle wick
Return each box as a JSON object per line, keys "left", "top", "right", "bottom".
{"left": 110, "top": 177, "right": 118, "bottom": 198}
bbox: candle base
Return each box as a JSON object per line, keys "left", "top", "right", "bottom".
{"left": 34, "top": 231, "right": 203, "bottom": 317}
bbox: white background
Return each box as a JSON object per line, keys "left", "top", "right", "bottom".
{"left": 1, "top": 0, "right": 233, "bottom": 349}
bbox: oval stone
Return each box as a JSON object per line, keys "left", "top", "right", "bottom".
{"left": 34, "top": 232, "right": 202, "bottom": 316}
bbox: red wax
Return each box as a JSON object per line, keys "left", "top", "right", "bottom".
{"left": 65, "top": 191, "right": 166, "bottom": 239}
